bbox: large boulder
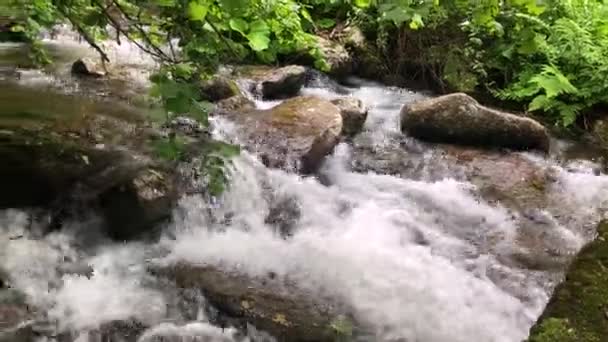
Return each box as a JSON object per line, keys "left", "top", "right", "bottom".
{"left": 528, "top": 220, "right": 608, "bottom": 341}
{"left": 331, "top": 97, "right": 368, "bottom": 136}
{"left": 400, "top": 93, "right": 551, "bottom": 152}
{"left": 231, "top": 96, "right": 343, "bottom": 172}
{"left": 152, "top": 264, "right": 357, "bottom": 342}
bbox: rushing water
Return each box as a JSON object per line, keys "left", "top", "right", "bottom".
{"left": 1, "top": 35, "right": 608, "bottom": 342}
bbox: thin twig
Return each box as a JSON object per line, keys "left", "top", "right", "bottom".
{"left": 108, "top": 0, "right": 173, "bottom": 62}
{"left": 206, "top": 18, "right": 239, "bottom": 59}
{"left": 91, "top": 0, "right": 169, "bottom": 61}
{"left": 56, "top": 7, "right": 110, "bottom": 62}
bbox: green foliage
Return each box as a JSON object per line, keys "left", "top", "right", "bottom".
{"left": 15, "top": 0, "right": 329, "bottom": 194}
{"left": 198, "top": 141, "right": 240, "bottom": 196}
{"left": 332, "top": 0, "right": 608, "bottom": 127}
{"left": 152, "top": 136, "right": 188, "bottom": 161}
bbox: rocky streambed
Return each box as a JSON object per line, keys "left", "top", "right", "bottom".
{"left": 0, "top": 35, "right": 608, "bottom": 342}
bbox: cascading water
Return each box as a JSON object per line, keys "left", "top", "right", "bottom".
{"left": 1, "top": 34, "right": 608, "bottom": 342}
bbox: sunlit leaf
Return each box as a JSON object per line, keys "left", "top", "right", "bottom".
{"left": 188, "top": 1, "right": 208, "bottom": 22}
{"left": 247, "top": 20, "right": 270, "bottom": 51}
{"left": 354, "top": 0, "right": 371, "bottom": 8}
{"left": 229, "top": 18, "right": 248, "bottom": 36}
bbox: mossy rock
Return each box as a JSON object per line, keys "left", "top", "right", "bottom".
{"left": 151, "top": 263, "right": 361, "bottom": 342}
{"left": 528, "top": 221, "right": 608, "bottom": 341}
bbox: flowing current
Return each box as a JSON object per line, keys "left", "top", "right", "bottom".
{"left": 1, "top": 36, "right": 608, "bottom": 342}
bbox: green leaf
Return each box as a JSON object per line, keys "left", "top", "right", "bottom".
{"left": 409, "top": 13, "right": 424, "bottom": 30}
{"left": 229, "top": 18, "right": 249, "bottom": 36}
{"left": 154, "top": 0, "right": 176, "bottom": 7}
{"left": 188, "top": 1, "right": 208, "bottom": 21}
{"left": 354, "top": 0, "right": 372, "bottom": 8}
{"left": 530, "top": 65, "right": 578, "bottom": 98}
{"left": 218, "top": 0, "right": 248, "bottom": 14}
{"left": 317, "top": 18, "right": 336, "bottom": 29}
{"left": 528, "top": 94, "right": 549, "bottom": 111}
{"left": 166, "top": 96, "right": 192, "bottom": 114}
{"left": 173, "top": 63, "right": 195, "bottom": 79}
{"left": 247, "top": 20, "right": 270, "bottom": 51}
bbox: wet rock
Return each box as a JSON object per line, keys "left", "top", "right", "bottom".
{"left": 265, "top": 196, "right": 301, "bottom": 237}
{"left": 528, "top": 220, "right": 608, "bottom": 341}
{"left": 232, "top": 96, "right": 342, "bottom": 172}
{"left": 100, "top": 168, "right": 177, "bottom": 240}
{"left": 167, "top": 116, "right": 207, "bottom": 137}
{"left": 0, "top": 288, "right": 32, "bottom": 342}
{"left": 0, "top": 107, "right": 179, "bottom": 240}
{"left": 71, "top": 58, "right": 107, "bottom": 78}
{"left": 152, "top": 264, "right": 356, "bottom": 342}
{"left": 215, "top": 95, "right": 256, "bottom": 114}
{"left": 400, "top": 93, "right": 551, "bottom": 152}
{"left": 441, "top": 145, "right": 552, "bottom": 209}
{"left": 591, "top": 117, "right": 608, "bottom": 149}
{"left": 56, "top": 262, "right": 94, "bottom": 279}
{"left": 200, "top": 77, "right": 241, "bottom": 102}
{"left": 331, "top": 97, "right": 368, "bottom": 136}
{"left": 242, "top": 65, "right": 306, "bottom": 100}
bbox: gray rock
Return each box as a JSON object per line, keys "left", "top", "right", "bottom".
{"left": 331, "top": 97, "right": 368, "bottom": 136}
{"left": 255, "top": 65, "right": 307, "bottom": 100}
{"left": 401, "top": 93, "right": 551, "bottom": 151}
{"left": 200, "top": 77, "right": 241, "bottom": 102}
{"left": 100, "top": 168, "right": 177, "bottom": 240}
{"left": 215, "top": 95, "right": 256, "bottom": 114}
{"left": 168, "top": 116, "right": 207, "bottom": 136}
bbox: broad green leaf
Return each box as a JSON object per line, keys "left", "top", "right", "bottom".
{"left": 218, "top": 0, "right": 248, "bottom": 14}
{"left": 247, "top": 20, "right": 270, "bottom": 51}
{"left": 354, "top": 0, "right": 372, "bottom": 8}
{"left": 229, "top": 18, "right": 249, "bottom": 36}
{"left": 188, "top": 1, "right": 208, "bottom": 21}
{"left": 166, "top": 95, "right": 192, "bottom": 113}
{"left": 317, "top": 18, "right": 336, "bottom": 29}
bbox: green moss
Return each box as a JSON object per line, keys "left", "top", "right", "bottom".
{"left": 528, "top": 318, "right": 578, "bottom": 342}
{"left": 329, "top": 315, "right": 354, "bottom": 341}
{"left": 528, "top": 221, "right": 608, "bottom": 341}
